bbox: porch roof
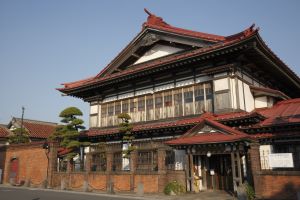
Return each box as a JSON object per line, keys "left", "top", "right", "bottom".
{"left": 165, "top": 132, "right": 247, "bottom": 145}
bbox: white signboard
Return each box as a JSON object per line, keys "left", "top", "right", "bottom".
{"left": 269, "top": 153, "right": 294, "bottom": 168}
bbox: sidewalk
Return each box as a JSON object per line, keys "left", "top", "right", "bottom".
{"left": 0, "top": 184, "right": 234, "bottom": 200}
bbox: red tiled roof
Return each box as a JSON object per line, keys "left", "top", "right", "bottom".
{"left": 143, "top": 9, "right": 225, "bottom": 42}
{"left": 165, "top": 116, "right": 249, "bottom": 145}
{"left": 87, "top": 113, "right": 216, "bottom": 137}
{"left": 0, "top": 125, "right": 11, "bottom": 138}
{"left": 251, "top": 131, "right": 300, "bottom": 139}
{"left": 165, "top": 132, "right": 247, "bottom": 145}
{"left": 22, "top": 121, "right": 56, "bottom": 138}
{"left": 257, "top": 98, "right": 300, "bottom": 126}
{"left": 58, "top": 13, "right": 258, "bottom": 92}
{"left": 9, "top": 118, "right": 57, "bottom": 139}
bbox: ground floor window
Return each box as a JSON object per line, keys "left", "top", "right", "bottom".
{"left": 165, "top": 150, "right": 186, "bottom": 170}
{"left": 137, "top": 150, "right": 158, "bottom": 171}
{"left": 58, "top": 158, "right": 67, "bottom": 172}
{"left": 91, "top": 152, "right": 106, "bottom": 172}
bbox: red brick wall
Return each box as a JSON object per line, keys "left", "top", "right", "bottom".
{"left": 3, "top": 143, "right": 48, "bottom": 186}
{"left": 255, "top": 172, "right": 300, "bottom": 200}
{"left": 134, "top": 175, "right": 159, "bottom": 193}
{"left": 88, "top": 173, "right": 106, "bottom": 191}
{"left": 112, "top": 174, "right": 131, "bottom": 192}
{"left": 166, "top": 170, "right": 186, "bottom": 189}
{"left": 69, "top": 173, "right": 85, "bottom": 190}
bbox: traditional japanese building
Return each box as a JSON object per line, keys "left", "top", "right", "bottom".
{"left": 56, "top": 9, "right": 300, "bottom": 199}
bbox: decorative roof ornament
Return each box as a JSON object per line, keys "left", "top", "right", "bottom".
{"left": 143, "top": 8, "right": 169, "bottom": 28}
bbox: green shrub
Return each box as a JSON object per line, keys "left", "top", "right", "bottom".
{"left": 244, "top": 182, "right": 256, "bottom": 200}
{"left": 164, "top": 181, "right": 185, "bottom": 195}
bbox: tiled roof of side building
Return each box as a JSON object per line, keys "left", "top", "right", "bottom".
{"left": 257, "top": 98, "right": 300, "bottom": 126}
{"left": 10, "top": 118, "right": 57, "bottom": 139}
{"left": 0, "top": 124, "right": 11, "bottom": 138}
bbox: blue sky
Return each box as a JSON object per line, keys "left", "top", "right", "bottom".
{"left": 0, "top": 0, "right": 299, "bottom": 126}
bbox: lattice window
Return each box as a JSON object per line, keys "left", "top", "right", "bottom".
{"left": 58, "top": 159, "right": 67, "bottom": 172}
{"left": 112, "top": 152, "right": 123, "bottom": 171}
{"left": 137, "top": 150, "right": 158, "bottom": 171}
{"left": 122, "top": 99, "right": 129, "bottom": 113}
{"left": 174, "top": 89, "right": 183, "bottom": 117}
{"left": 91, "top": 153, "right": 106, "bottom": 172}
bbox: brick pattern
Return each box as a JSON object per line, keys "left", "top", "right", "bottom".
{"left": 134, "top": 175, "right": 159, "bottom": 193}
{"left": 255, "top": 175, "right": 300, "bottom": 200}
{"left": 88, "top": 173, "right": 106, "bottom": 190}
{"left": 112, "top": 175, "right": 131, "bottom": 192}
{"left": 3, "top": 143, "right": 48, "bottom": 186}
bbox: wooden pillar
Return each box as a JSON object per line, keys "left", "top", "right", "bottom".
{"left": 48, "top": 142, "right": 58, "bottom": 188}
{"left": 248, "top": 143, "right": 261, "bottom": 198}
{"left": 106, "top": 151, "right": 113, "bottom": 192}
{"left": 85, "top": 153, "right": 91, "bottom": 173}
{"left": 189, "top": 153, "right": 194, "bottom": 192}
{"left": 231, "top": 152, "right": 237, "bottom": 193}
{"left": 130, "top": 150, "right": 137, "bottom": 191}
{"left": 157, "top": 148, "right": 166, "bottom": 172}
{"left": 236, "top": 152, "right": 243, "bottom": 186}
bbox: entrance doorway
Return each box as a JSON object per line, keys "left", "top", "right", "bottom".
{"left": 193, "top": 154, "right": 233, "bottom": 192}
{"left": 9, "top": 158, "right": 18, "bottom": 184}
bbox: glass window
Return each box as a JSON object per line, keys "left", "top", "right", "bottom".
{"left": 101, "top": 104, "right": 107, "bottom": 117}
{"left": 138, "top": 97, "right": 145, "bottom": 111}
{"left": 164, "top": 92, "right": 172, "bottom": 107}
{"left": 155, "top": 93, "right": 163, "bottom": 108}
{"left": 91, "top": 153, "right": 106, "bottom": 172}
{"left": 184, "top": 91, "right": 193, "bottom": 103}
{"left": 174, "top": 89, "right": 183, "bottom": 117}
{"left": 130, "top": 99, "right": 136, "bottom": 113}
{"left": 115, "top": 101, "right": 121, "bottom": 115}
{"left": 108, "top": 103, "right": 114, "bottom": 115}
{"left": 122, "top": 100, "right": 129, "bottom": 113}
{"left": 137, "top": 150, "right": 158, "bottom": 171}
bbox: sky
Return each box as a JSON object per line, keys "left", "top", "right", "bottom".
{"left": 0, "top": 0, "right": 300, "bottom": 127}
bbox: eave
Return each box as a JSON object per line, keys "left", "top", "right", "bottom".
{"left": 58, "top": 34, "right": 258, "bottom": 99}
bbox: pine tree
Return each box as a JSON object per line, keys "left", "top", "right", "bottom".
{"left": 118, "top": 113, "right": 135, "bottom": 158}
{"left": 50, "top": 107, "right": 89, "bottom": 159}
{"left": 8, "top": 128, "right": 30, "bottom": 144}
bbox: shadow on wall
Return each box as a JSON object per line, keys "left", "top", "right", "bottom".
{"left": 264, "top": 182, "right": 300, "bottom": 200}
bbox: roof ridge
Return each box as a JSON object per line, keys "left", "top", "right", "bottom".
{"left": 13, "top": 117, "right": 57, "bottom": 126}
{"left": 143, "top": 8, "right": 225, "bottom": 42}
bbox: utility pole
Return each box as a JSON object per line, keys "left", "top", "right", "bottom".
{"left": 20, "top": 106, "right": 25, "bottom": 136}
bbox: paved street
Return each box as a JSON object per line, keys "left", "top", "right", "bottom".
{"left": 0, "top": 185, "right": 234, "bottom": 200}
{"left": 0, "top": 186, "right": 145, "bottom": 200}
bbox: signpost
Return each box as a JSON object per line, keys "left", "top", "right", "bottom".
{"left": 269, "top": 153, "right": 294, "bottom": 168}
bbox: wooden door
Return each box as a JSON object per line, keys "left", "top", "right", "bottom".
{"left": 207, "top": 155, "right": 233, "bottom": 192}
{"left": 9, "top": 158, "right": 18, "bottom": 184}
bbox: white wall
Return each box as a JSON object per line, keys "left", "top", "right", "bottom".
{"left": 134, "top": 44, "right": 182, "bottom": 64}
{"left": 236, "top": 79, "right": 255, "bottom": 112}
{"left": 255, "top": 96, "right": 268, "bottom": 108}
{"left": 237, "top": 79, "right": 245, "bottom": 110}
{"left": 90, "top": 105, "right": 98, "bottom": 114}
{"left": 214, "top": 78, "right": 229, "bottom": 91}
{"left": 229, "top": 78, "right": 237, "bottom": 109}
{"left": 243, "top": 83, "right": 255, "bottom": 112}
